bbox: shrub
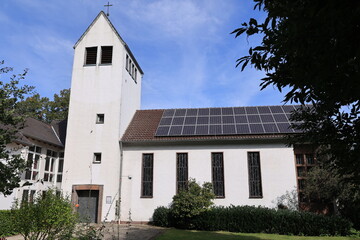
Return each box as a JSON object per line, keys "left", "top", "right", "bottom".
{"left": 191, "top": 206, "right": 352, "bottom": 236}
{"left": 11, "top": 189, "right": 78, "bottom": 240}
{"left": 153, "top": 204, "right": 352, "bottom": 236}
{"left": 0, "top": 210, "right": 17, "bottom": 237}
{"left": 170, "top": 179, "right": 215, "bottom": 229}
{"left": 152, "top": 206, "right": 171, "bottom": 227}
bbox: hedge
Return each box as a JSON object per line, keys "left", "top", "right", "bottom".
{"left": 0, "top": 210, "right": 17, "bottom": 237}
{"left": 152, "top": 205, "right": 352, "bottom": 236}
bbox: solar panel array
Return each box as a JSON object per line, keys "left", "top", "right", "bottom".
{"left": 155, "top": 105, "right": 300, "bottom": 137}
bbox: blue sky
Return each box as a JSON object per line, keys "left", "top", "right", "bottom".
{"left": 0, "top": 0, "right": 287, "bottom": 109}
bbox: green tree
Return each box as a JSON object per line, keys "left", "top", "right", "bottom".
{"left": 0, "top": 60, "right": 33, "bottom": 196}
{"left": 303, "top": 166, "right": 360, "bottom": 229}
{"left": 170, "top": 179, "right": 215, "bottom": 229}
{"left": 17, "top": 88, "right": 70, "bottom": 123}
{"left": 232, "top": 0, "right": 359, "bottom": 202}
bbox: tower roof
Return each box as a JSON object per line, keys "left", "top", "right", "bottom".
{"left": 74, "top": 11, "right": 143, "bottom": 75}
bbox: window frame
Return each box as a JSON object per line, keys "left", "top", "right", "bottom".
{"left": 141, "top": 153, "right": 154, "bottom": 198}
{"left": 247, "top": 151, "right": 263, "bottom": 198}
{"left": 25, "top": 146, "right": 42, "bottom": 181}
{"left": 93, "top": 153, "right": 102, "bottom": 164}
{"left": 44, "top": 149, "right": 57, "bottom": 183}
{"left": 100, "top": 46, "right": 113, "bottom": 65}
{"left": 57, "top": 152, "right": 64, "bottom": 183}
{"left": 211, "top": 152, "right": 225, "bottom": 198}
{"left": 96, "top": 114, "right": 105, "bottom": 124}
{"left": 176, "top": 153, "right": 188, "bottom": 193}
{"left": 84, "top": 46, "right": 98, "bottom": 65}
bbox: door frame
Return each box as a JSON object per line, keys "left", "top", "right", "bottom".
{"left": 72, "top": 184, "right": 103, "bottom": 223}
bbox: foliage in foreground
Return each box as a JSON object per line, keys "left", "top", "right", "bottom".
{"left": 153, "top": 205, "right": 352, "bottom": 236}
{"left": 0, "top": 60, "right": 33, "bottom": 196}
{"left": 11, "top": 189, "right": 78, "bottom": 240}
{"left": 232, "top": 0, "right": 360, "bottom": 219}
{"left": 0, "top": 210, "right": 17, "bottom": 237}
{"left": 155, "top": 229, "right": 360, "bottom": 240}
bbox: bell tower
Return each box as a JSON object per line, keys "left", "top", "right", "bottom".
{"left": 62, "top": 11, "right": 143, "bottom": 223}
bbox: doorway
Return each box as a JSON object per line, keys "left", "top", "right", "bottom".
{"left": 72, "top": 185, "right": 103, "bottom": 223}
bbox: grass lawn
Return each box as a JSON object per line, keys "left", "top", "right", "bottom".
{"left": 155, "top": 229, "right": 360, "bottom": 240}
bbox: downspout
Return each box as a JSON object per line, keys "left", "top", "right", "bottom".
{"left": 117, "top": 140, "right": 124, "bottom": 223}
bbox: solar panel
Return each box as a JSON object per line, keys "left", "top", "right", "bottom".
{"left": 257, "top": 106, "right": 271, "bottom": 114}
{"left": 250, "top": 124, "right": 265, "bottom": 134}
{"left": 223, "top": 125, "right": 236, "bottom": 134}
{"left": 163, "top": 109, "right": 175, "bottom": 117}
{"left": 169, "top": 126, "right": 182, "bottom": 135}
{"left": 222, "top": 116, "right": 235, "bottom": 124}
{"left": 209, "top": 125, "right": 222, "bottom": 135}
{"left": 234, "top": 107, "right": 246, "bottom": 115}
{"left": 236, "top": 124, "right": 250, "bottom": 134}
{"left": 156, "top": 126, "right": 170, "bottom": 136}
{"left": 222, "top": 107, "right": 234, "bottom": 115}
{"left": 159, "top": 117, "right": 172, "bottom": 125}
{"left": 184, "top": 117, "right": 196, "bottom": 124}
{"left": 235, "top": 115, "right": 247, "bottom": 124}
{"left": 263, "top": 123, "right": 279, "bottom": 133}
{"left": 198, "top": 108, "right": 210, "bottom": 115}
{"left": 197, "top": 116, "right": 209, "bottom": 124}
{"left": 195, "top": 125, "right": 209, "bottom": 135}
{"left": 155, "top": 105, "right": 300, "bottom": 137}
{"left": 172, "top": 117, "right": 185, "bottom": 125}
{"left": 270, "top": 106, "right": 284, "bottom": 113}
{"left": 187, "top": 109, "right": 198, "bottom": 116}
{"left": 210, "top": 116, "right": 221, "bottom": 124}
{"left": 273, "top": 114, "right": 288, "bottom": 122}
{"left": 174, "top": 109, "right": 186, "bottom": 116}
{"left": 245, "top": 107, "right": 258, "bottom": 114}
{"left": 260, "top": 114, "right": 274, "bottom": 123}
{"left": 182, "top": 125, "right": 195, "bottom": 135}
{"left": 277, "top": 123, "right": 293, "bottom": 133}
{"left": 247, "top": 115, "right": 261, "bottom": 123}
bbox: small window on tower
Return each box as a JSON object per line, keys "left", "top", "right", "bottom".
{"left": 96, "top": 114, "right": 104, "bottom": 124}
{"left": 85, "top": 47, "right": 97, "bottom": 65}
{"left": 93, "top": 153, "right": 102, "bottom": 163}
{"left": 101, "top": 46, "right": 113, "bottom": 64}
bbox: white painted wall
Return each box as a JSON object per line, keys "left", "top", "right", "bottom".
{"left": 62, "top": 13, "right": 142, "bottom": 222}
{"left": 120, "top": 142, "right": 297, "bottom": 222}
{"left": 0, "top": 141, "right": 63, "bottom": 209}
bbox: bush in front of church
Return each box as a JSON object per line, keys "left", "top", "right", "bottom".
{"left": 152, "top": 179, "right": 215, "bottom": 229}
{"left": 11, "top": 189, "right": 78, "bottom": 240}
{"left": 152, "top": 206, "right": 171, "bottom": 227}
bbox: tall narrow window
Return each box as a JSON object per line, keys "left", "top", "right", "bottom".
{"left": 57, "top": 152, "right": 64, "bottom": 183}
{"left": 141, "top": 153, "right": 153, "bottom": 197}
{"left": 212, "top": 152, "right": 225, "bottom": 197}
{"left": 295, "top": 152, "right": 316, "bottom": 204}
{"left": 248, "top": 152, "right": 263, "bottom": 198}
{"left": 25, "top": 146, "right": 41, "bottom": 180}
{"left": 44, "top": 150, "right": 57, "bottom": 182}
{"left": 125, "top": 54, "right": 129, "bottom": 70}
{"left": 85, "top": 47, "right": 97, "bottom": 65}
{"left": 101, "top": 46, "right": 113, "bottom": 64}
{"left": 177, "top": 153, "right": 188, "bottom": 193}
{"left": 134, "top": 68, "right": 137, "bottom": 82}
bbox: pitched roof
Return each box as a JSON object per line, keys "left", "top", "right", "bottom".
{"left": 15, "top": 118, "right": 65, "bottom": 148}
{"left": 121, "top": 105, "right": 299, "bottom": 143}
{"left": 74, "top": 11, "right": 144, "bottom": 75}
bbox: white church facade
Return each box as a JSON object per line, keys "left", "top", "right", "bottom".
{"left": 1, "top": 12, "right": 315, "bottom": 224}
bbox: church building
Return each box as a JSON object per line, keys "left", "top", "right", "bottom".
{"left": 1, "top": 11, "right": 314, "bottom": 224}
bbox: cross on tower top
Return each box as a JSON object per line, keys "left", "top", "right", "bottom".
{"left": 104, "top": 2, "right": 113, "bottom": 16}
